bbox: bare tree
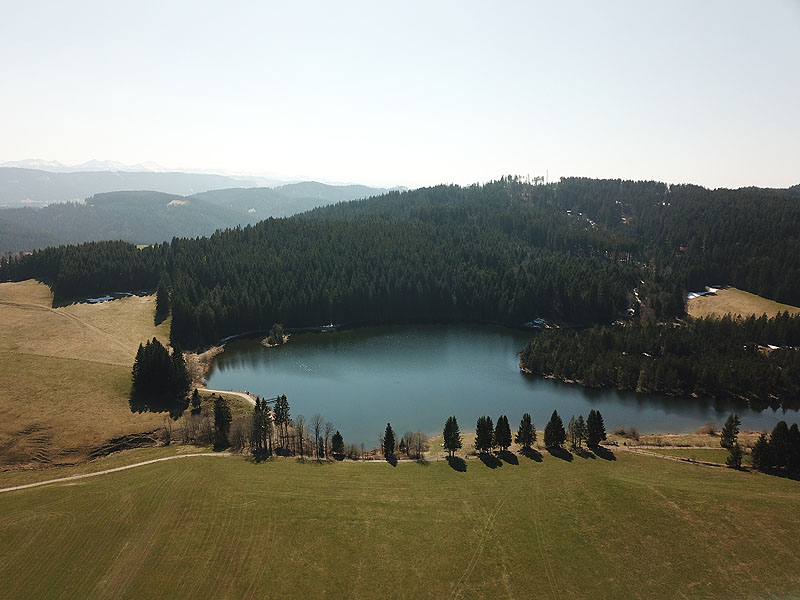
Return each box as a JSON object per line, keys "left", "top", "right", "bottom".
{"left": 311, "top": 413, "right": 324, "bottom": 460}
{"left": 412, "top": 432, "right": 429, "bottom": 460}
{"left": 295, "top": 415, "right": 306, "bottom": 459}
{"left": 229, "top": 416, "right": 250, "bottom": 451}
{"left": 323, "top": 421, "right": 334, "bottom": 459}
{"left": 161, "top": 416, "right": 173, "bottom": 446}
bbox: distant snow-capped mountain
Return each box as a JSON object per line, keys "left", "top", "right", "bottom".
{"left": 0, "top": 158, "right": 170, "bottom": 173}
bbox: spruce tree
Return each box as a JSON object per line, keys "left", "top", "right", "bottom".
{"left": 515, "top": 413, "right": 536, "bottom": 449}
{"left": 155, "top": 274, "right": 170, "bottom": 324}
{"left": 726, "top": 443, "right": 743, "bottom": 469}
{"left": 720, "top": 413, "right": 741, "bottom": 449}
{"left": 494, "top": 415, "right": 512, "bottom": 451}
{"left": 751, "top": 433, "right": 772, "bottom": 472}
{"left": 213, "top": 395, "right": 232, "bottom": 449}
{"left": 587, "top": 409, "right": 607, "bottom": 448}
{"left": 474, "top": 416, "right": 494, "bottom": 454}
{"left": 382, "top": 423, "right": 396, "bottom": 458}
{"left": 191, "top": 388, "right": 201, "bottom": 411}
{"left": 789, "top": 423, "right": 800, "bottom": 473}
{"left": 576, "top": 414, "right": 587, "bottom": 448}
{"left": 771, "top": 421, "right": 791, "bottom": 469}
{"left": 130, "top": 337, "right": 190, "bottom": 416}
{"left": 331, "top": 430, "right": 344, "bottom": 456}
{"left": 544, "top": 410, "right": 566, "bottom": 449}
{"left": 443, "top": 415, "right": 462, "bottom": 458}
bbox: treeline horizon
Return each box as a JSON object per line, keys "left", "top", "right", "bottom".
{"left": 2, "top": 176, "right": 799, "bottom": 351}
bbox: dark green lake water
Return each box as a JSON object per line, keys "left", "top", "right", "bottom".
{"left": 206, "top": 324, "right": 798, "bottom": 446}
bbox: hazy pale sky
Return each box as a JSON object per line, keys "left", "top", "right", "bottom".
{"left": 1, "top": 0, "right": 798, "bottom": 188}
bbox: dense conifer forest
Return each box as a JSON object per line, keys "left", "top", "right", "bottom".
{"left": 520, "top": 314, "right": 800, "bottom": 409}
{"left": 2, "top": 177, "right": 799, "bottom": 358}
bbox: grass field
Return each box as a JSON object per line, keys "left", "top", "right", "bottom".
{"left": 0, "top": 280, "right": 170, "bottom": 468}
{"left": 687, "top": 286, "right": 800, "bottom": 319}
{"left": 1, "top": 449, "right": 798, "bottom": 599}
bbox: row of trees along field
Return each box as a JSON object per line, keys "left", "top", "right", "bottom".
{"left": 380, "top": 410, "right": 606, "bottom": 461}
{"left": 520, "top": 313, "right": 800, "bottom": 410}
{"left": 2, "top": 177, "right": 798, "bottom": 348}
{"left": 721, "top": 413, "right": 800, "bottom": 475}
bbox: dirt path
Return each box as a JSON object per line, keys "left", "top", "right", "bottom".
{"left": 201, "top": 388, "right": 257, "bottom": 406}
{"left": 620, "top": 446, "right": 726, "bottom": 469}
{"left": 0, "top": 452, "right": 233, "bottom": 494}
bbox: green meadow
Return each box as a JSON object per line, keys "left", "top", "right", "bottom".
{"left": 1, "top": 449, "right": 798, "bottom": 599}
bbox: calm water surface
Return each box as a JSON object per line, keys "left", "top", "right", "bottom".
{"left": 206, "top": 324, "right": 799, "bottom": 446}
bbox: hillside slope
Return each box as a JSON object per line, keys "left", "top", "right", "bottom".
{"left": 0, "top": 167, "right": 256, "bottom": 208}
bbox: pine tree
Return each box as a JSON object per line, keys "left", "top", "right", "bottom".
{"left": 474, "top": 416, "right": 494, "bottom": 454}
{"left": 720, "top": 413, "right": 741, "bottom": 449}
{"left": 382, "top": 423, "right": 396, "bottom": 458}
{"left": 443, "top": 415, "right": 462, "bottom": 458}
{"left": 515, "top": 413, "right": 536, "bottom": 450}
{"left": 494, "top": 415, "right": 512, "bottom": 451}
{"left": 544, "top": 410, "right": 566, "bottom": 449}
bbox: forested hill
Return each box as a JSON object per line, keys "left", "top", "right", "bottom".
{"left": 0, "top": 182, "right": 390, "bottom": 254}
{"left": 2, "top": 177, "right": 799, "bottom": 350}
{"left": 0, "top": 192, "right": 242, "bottom": 252}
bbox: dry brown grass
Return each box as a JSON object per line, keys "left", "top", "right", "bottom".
{"left": 0, "top": 280, "right": 171, "bottom": 469}
{"left": 0, "top": 280, "right": 169, "bottom": 367}
{"left": 612, "top": 430, "right": 763, "bottom": 449}
{"left": 688, "top": 287, "right": 800, "bottom": 319}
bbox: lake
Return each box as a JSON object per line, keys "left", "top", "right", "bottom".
{"left": 205, "top": 324, "right": 799, "bottom": 446}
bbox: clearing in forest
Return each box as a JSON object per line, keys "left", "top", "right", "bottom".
{"left": 0, "top": 280, "right": 170, "bottom": 468}
{"left": 687, "top": 286, "right": 800, "bottom": 319}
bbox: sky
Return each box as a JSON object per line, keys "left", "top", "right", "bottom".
{"left": 1, "top": 0, "right": 798, "bottom": 189}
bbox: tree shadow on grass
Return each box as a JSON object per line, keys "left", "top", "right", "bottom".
{"left": 479, "top": 453, "right": 502, "bottom": 469}
{"left": 129, "top": 392, "right": 186, "bottom": 420}
{"left": 520, "top": 448, "right": 543, "bottom": 462}
{"left": 592, "top": 446, "right": 617, "bottom": 461}
{"left": 386, "top": 454, "right": 398, "bottom": 467}
{"left": 251, "top": 452, "right": 273, "bottom": 463}
{"left": 547, "top": 446, "right": 574, "bottom": 462}
{"left": 574, "top": 447, "right": 596, "bottom": 459}
{"left": 446, "top": 456, "right": 467, "bottom": 472}
{"left": 498, "top": 450, "right": 519, "bottom": 465}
